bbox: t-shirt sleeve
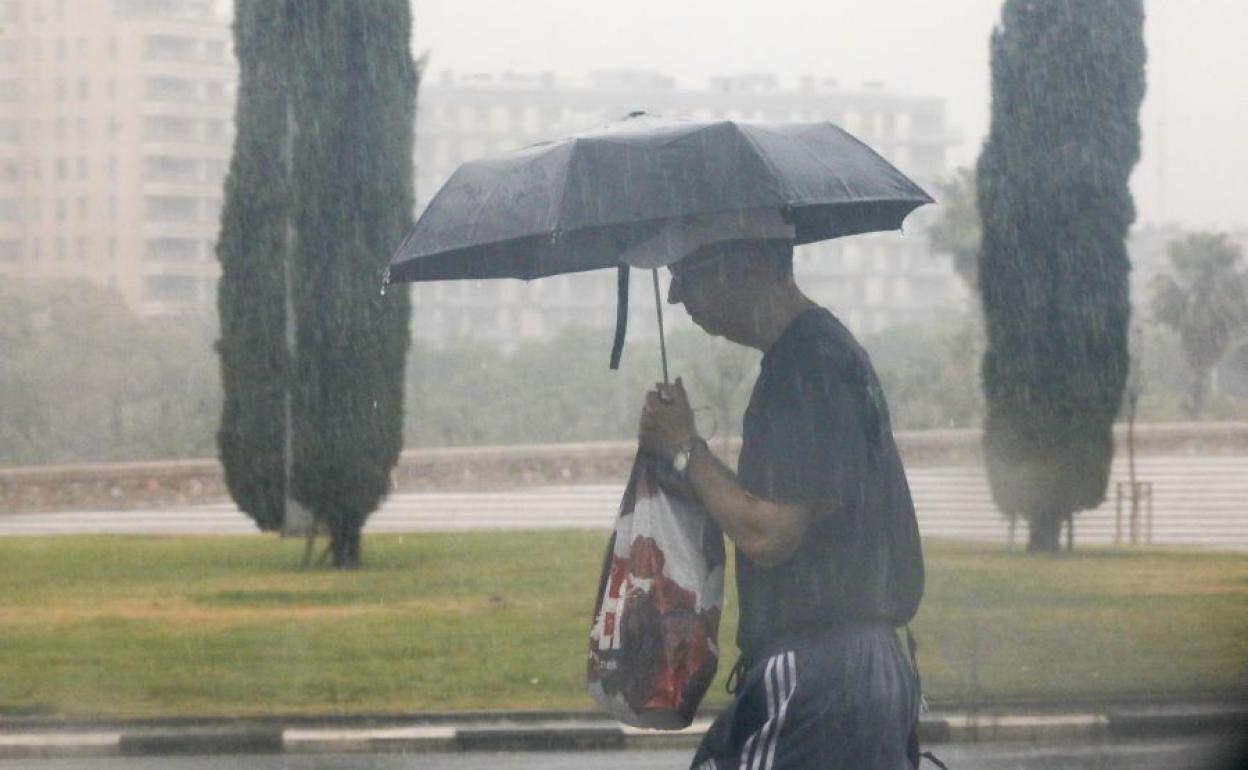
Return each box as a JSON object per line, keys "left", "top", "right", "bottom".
{"left": 742, "top": 344, "right": 871, "bottom": 517}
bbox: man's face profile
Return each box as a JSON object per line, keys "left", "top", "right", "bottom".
{"left": 667, "top": 241, "right": 773, "bottom": 338}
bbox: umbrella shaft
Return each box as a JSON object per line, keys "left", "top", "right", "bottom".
{"left": 652, "top": 268, "right": 669, "bottom": 386}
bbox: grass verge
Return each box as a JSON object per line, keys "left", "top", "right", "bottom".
{"left": 1, "top": 533, "right": 1245, "bottom": 719}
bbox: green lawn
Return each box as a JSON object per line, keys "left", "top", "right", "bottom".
{"left": 1, "top": 533, "right": 1245, "bottom": 719}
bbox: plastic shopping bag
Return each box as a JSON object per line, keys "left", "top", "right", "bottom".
{"left": 587, "top": 451, "right": 726, "bottom": 729}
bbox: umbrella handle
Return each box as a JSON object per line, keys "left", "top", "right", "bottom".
{"left": 652, "top": 268, "right": 669, "bottom": 386}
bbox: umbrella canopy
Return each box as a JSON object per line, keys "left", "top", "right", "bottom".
{"left": 387, "top": 114, "right": 932, "bottom": 283}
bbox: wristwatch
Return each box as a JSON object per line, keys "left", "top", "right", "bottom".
{"left": 671, "top": 437, "right": 705, "bottom": 475}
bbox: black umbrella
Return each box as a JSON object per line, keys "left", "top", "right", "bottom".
{"left": 386, "top": 113, "right": 933, "bottom": 377}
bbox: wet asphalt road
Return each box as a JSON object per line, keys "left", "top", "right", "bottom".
{"left": 0, "top": 737, "right": 1243, "bottom": 770}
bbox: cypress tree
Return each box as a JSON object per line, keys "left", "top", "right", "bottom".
{"left": 976, "top": 0, "right": 1145, "bottom": 551}
{"left": 216, "top": 0, "right": 292, "bottom": 532}
{"left": 287, "top": 1, "right": 416, "bottom": 568}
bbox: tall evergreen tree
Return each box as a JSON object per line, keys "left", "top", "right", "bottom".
{"left": 287, "top": 1, "right": 416, "bottom": 568}
{"left": 976, "top": 0, "right": 1145, "bottom": 551}
{"left": 216, "top": 0, "right": 292, "bottom": 532}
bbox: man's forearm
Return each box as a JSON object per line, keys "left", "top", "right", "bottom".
{"left": 683, "top": 441, "right": 808, "bottom": 567}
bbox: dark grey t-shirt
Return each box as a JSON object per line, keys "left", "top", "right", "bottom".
{"left": 735, "top": 307, "right": 924, "bottom": 656}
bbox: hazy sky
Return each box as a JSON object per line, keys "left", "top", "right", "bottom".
{"left": 412, "top": 0, "right": 1247, "bottom": 231}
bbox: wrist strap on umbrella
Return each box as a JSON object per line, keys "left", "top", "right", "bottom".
{"left": 609, "top": 264, "right": 629, "bottom": 370}
{"left": 609, "top": 265, "right": 670, "bottom": 387}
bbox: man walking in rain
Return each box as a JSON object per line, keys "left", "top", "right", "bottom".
{"left": 639, "top": 236, "right": 927, "bottom": 769}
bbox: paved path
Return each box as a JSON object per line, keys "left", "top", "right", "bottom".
{"left": 2, "top": 456, "right": 1244, "bottom": 549}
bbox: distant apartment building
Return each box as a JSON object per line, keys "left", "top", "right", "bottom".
{"left": 0, "top": 6, "right": 962, "bottom": 337}
{"left": 0, "top": 0, "right": 233, "bottom": 317}
{"left": 412, "top": 69, "right": 964, "bottom": 349}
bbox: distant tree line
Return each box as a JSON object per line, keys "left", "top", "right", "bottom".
{"left": 0, "top": 278, "right": 220, "bottom": 466}
{"left": 7, "top": 274, "right": 1243, "bottom": 469}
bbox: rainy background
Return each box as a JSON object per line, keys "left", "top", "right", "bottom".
{"left": 0, "top": 0, "right": 1246, "bottom": 764}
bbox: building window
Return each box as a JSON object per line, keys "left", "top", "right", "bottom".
{"left": 144, "top": 155, "right": 197, "bottom": 182}
{"left": 77, "top": 77, "right": 88, "bottom": 99}
{"left": 204, "top": 158, "right": 226, "bottom": 180}
{"left": 145, "top": 195, "right": 198, "bottom": 222}
{"left": 144, "top": 34, "right": 196, "bottom": 62}
{"left": 76, "top": 118, "right": 87, "bottom": 139}
{"left": 76, "top": 237, "right": 87, "bottom": 260}
{"left": 144, "top": 115, "right": 194, "bottom": 141}
{"left": 145, "top": 76, "right": 196, "bottom": 101}
{"left": 145, "top": 237, "right": 197, "bottom": 261}
{"left": 55, "top": 238, "right": 65, "bottom": 260}
{"left": 0, "top": 199, "right": 21, "bottom": 222}
{"left": 0, "top": 119, "right": 18, "bottom": 142}
{"left": 108, "top": 238, "right": 117, "bottom": 259}
{"left": 56, "top": 158, "right": 68, "bottom": 180}
{"left": 76, "top": 196, "right": 87, "bottom": 218}
{"left": 77, "top": 156, "right": 88, "bottom": 179}
{"left": 0, "top": 159, "right": 19, "bottom": 182}
{"left": 55, "top": 198, "right": 67, "bottom": 221}
{"left": 203, "top": 119, "right": 224, "bottom": 141}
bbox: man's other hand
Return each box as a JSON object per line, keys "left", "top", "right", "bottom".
{"left": 638, "top": 376, "right": 697, "bottom": 461}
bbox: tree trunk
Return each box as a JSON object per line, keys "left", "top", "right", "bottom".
{"left": 1027, "top": 511, "right": 1063, "bottom": 553}
{"left": 330, "top": 523, "right": 362, "bottom": 569}
{"left": 1188, "top": 368, "right": 1208, "bottom": 420}
{"left": 110, "top": 396, "right": 124, "bottom": 449}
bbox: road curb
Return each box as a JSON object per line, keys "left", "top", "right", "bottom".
{"left": 1106, "top": 707, "right": 1248, "bottom": 739}
{"left": 936, "top": 713, "right": 1109, "bottom": 743}
{"left": 0, "top": 732, "right": 120, "bottom": 760}
{"left": 118, "top": 727, "right": 284, "bottom": 756}
{"left": 457, "top": 725, "right": 626, "bottom": 752}
{"left": 0, "top": 708, "right": 1242, "bottom": 759}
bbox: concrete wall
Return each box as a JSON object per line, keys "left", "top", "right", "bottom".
{"left": 2, "top": 423, "right": 1245, "bottom": 514}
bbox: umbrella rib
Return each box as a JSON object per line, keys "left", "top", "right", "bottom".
{"left": 549, "top": 139, "right": 581, "bottom": 240}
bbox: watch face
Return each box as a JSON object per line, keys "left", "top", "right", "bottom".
{"left": 673, "top": 449, "right": 690, "bottom": 473}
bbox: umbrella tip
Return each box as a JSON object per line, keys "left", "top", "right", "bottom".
{"left": 625, "top": 110, "right": 646, "bottom": 119}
